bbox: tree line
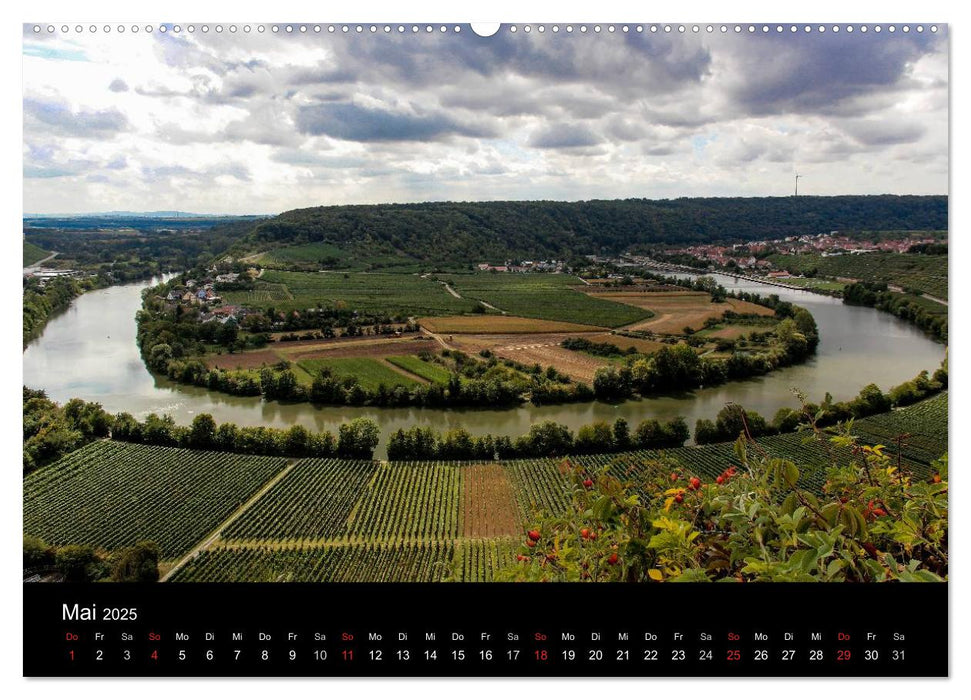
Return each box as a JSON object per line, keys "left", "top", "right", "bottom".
{"left": 843, "top": 282, "right": 947, "bottom": 342}
{"left": 235, "top": 196, "right": 947, "bottom": 265}
{"left": 23, "top": 387, "right": 380, "bottom": 472}
{"left": 386, "top": 416, "right": 690, "bottom": 461}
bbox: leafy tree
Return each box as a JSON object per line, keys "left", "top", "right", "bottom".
{"left": 111, "top": 541, "right": 160, "bottom": 583}
{"left": 337, "top": 418, "right": 380, "bottom": 458}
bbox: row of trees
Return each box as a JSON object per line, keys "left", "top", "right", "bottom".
{"left": 386, "top": 416, "right": 690, "bottom": 460}
{"left": 23, "top": 387, "right": 382, "bottom": 472}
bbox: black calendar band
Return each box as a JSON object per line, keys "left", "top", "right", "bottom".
{"left": 24, "top": 582, "right": 948, "bottom": 677}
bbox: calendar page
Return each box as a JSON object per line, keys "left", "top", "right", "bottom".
{"left": 21, "top": 19, "right": 949, "bottom": 678}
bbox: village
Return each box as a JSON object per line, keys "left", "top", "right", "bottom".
{"left": 661, "top": 231, "right": 939, "bottom": 271}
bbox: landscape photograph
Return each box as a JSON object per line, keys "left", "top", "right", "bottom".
{"left": 22, "top": 23, "right": 948, "bottom": 585}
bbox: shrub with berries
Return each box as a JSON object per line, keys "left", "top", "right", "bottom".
{"left": 499, "top": 422, "right": 947, "bottom": 583}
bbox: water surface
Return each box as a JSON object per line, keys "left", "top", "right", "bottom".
{"left": 23, "top": 274, "right": 945, "bottom": 457}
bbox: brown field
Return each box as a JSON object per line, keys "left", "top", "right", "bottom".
{"left": 701, "top": 326, "right": 749, "bottom": 340}
{"left": 285, "top": 338, "right": 440, "bottom": 362}
{"left": 606, "top": 335, "right": 668, "bottom": 354}
{"left": 461, "top": 464, "right": 522, "bottom": 538}
{"left": 418, "top": 315, "right": 604, "bottom": 334}
{"left": 726, "top": 299, "right": 776, "bottom": 317}
{"left": 206, "top": 335, "right": 439, "bottom": 371}
{"left": 586, "top": 290, "right": 773, "bottom": 334}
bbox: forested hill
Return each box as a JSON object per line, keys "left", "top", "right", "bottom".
{"left": 237, "top": 195, "right": 947, "bottom": 265}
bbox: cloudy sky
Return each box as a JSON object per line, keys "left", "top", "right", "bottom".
{"left": 22, "top": 24, "right": 948, "bottom": 214}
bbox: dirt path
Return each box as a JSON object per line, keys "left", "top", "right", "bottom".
{"left": 476, "top": 299, "right": 507, "bottom": 314}
{"left": 160, "top": 462, "right": 296, "bottom": 581}
{"left": 23, "top": 251, "right": 58, "bottom": 271}
{"left": 422, "top": 327, "right": 453, "bottom": 350}
{"left": 443, "top": 283, "right": 462, "bottom": 299}
{"left": 888, "top": 284, "right": 948, "bottom": 306}
{"left": 378, "top": 358, "right": 429, "bottom": 384}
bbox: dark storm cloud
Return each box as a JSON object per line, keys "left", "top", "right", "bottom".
{"left": 840, "top": 119, "right": 926, "bottom": 146}
{"left": 721, "top": 31, "right": 942, "bottom": 117}
{"left": 528, "top": 123, "right": 600, "bottom": 149}
{"left": 109, "top": 78, "right": 129, "bottom": 93}
{"left": 295, "top": 102, "right": 493, "bottom": 142}
{"left": 24, "top": 97, "right": 128, "bottom": 138}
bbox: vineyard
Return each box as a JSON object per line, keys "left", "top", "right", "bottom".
{"left": 853, "top": 391, "right": 948, "bottom": 467}
{"left": 222, "top": 281, "right": 294, "bottom": 304}
{"left": 22, "top": 441, "right": 288, "bottom": 558}
{"left": 24, "top": 394, "right": 946, "bottom": 582}
{"left": 347, "top": 462, "right": 462, "bottom": 542}
{"left": 171, "top": 541, "right": 456, "bottom": 582}
{"left": 222, "top": 459, "right": 378, "bottom": 542}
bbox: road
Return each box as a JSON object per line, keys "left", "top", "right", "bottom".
{"left": 888, "top": 284, "right": 948, "bottom": 307}
{"left": 23, "top": 251, "right": 58, "bottom": 272}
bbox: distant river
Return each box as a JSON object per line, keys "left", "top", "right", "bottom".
{"left": 23, "top": 274, "right": 945, "bottom": 458}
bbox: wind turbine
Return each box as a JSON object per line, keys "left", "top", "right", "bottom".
{"left": 794, "top": 174, "right": 802, "bottom": 196}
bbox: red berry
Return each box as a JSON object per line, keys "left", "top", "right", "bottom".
{"left": 583, "top": 479, "right": 593, "bottom": 488}
{"left": 689, "top": 477, "right": 701, "bottom": 489}
{"left": 527, "top": 529, "right": 541, "bottom": 541}
{"left": 674, "top": 493, "right": 684, "bottom": 504}
{"left": 715, "top": 475, "right": 724, "bottom": 484}
{"left": 670, "top": 472, "right": 678, "bottom": 482}
{"left": 525, "top": 539, "right": 536, "bottom": 548}
{"left": 873, "top": 508, "right": 887, "bottom": 518}
{"left": 580, "top": 528, "right": 590, "bottom": 539}
{"left": 589, "top": 532, "right": 597, "bottom": 540}
{"left": 607, "top": 553, "right": 619, "bottom": 565}
{"left": 516, "top": 554, "right": 525, "bottom": 561}
{"left": 932, "top": 474, "right": 942, "bottom": 483}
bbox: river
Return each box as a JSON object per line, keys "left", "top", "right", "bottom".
{"left": 22, "top": 274, "right": 945, "bottom": 458}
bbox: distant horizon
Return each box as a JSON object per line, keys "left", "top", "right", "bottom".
{"left": 21, "top": 191, "right": 950, "bottom": 220}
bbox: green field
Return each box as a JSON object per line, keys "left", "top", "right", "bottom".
{"left": 770, "top": 252, "right": 948, "bottom": 300}
{"left": 23, "top": 241, "right": 49, "bottom": 266}
{"left": 449, "top": 272, "right": 652, "bottom": 327}
{"left": 260, "top": 242, "right": 354, "bottom": 267}
{"left": 256, "top": 270, "right": 476, "bottom": 316}
{"left": 222, "top": 281, "right": 293, "bottom": 304}
{"left": 772, "top": 276, "right": 846, "bottom": 293}
{"left": 386, "top": 355, "right": 453, "bottom": 383}
{"left": 297, "top": 357, "right": 421, "bottom": 390}
{"left": 23, "top": 441, "right": 288, "bottom": 559}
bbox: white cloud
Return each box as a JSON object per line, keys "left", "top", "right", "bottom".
{"left": 22, "top": 25, "right": 948, "bottom": 213}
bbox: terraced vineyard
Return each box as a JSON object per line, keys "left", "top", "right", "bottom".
{"left": 25, "top": 393, "right": 947, "bottom": 582}
{"left": 23, "top": 442, "right": 288, "bottom": 559}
